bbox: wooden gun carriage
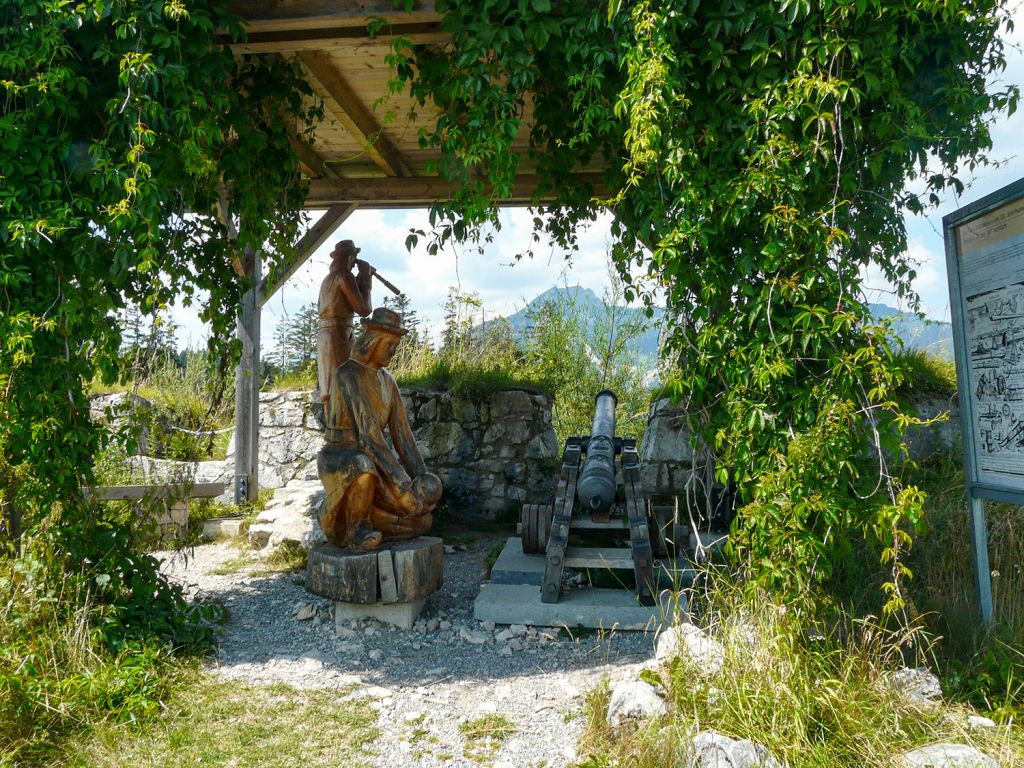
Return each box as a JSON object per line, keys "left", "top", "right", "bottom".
{"left": 517, "top": 390, "right": 684, "bottom": 605}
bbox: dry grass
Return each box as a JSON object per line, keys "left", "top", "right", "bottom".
{"left": 62, "top": 676, "right": 378, "bottom": 768}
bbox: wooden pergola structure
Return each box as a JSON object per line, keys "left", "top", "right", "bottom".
{"left": 227, "top": 1, "right": 595, "bottom": 502}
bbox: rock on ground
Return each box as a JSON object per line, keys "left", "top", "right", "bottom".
{"left": 248, "top": 479, "right": 325, "bottom": 553}
{"left": 655, "top": 622, "right": 725, "bottom": 676}
{"left": 687, "top": 731, "right": 780, "bottom": 768}
{"left": 901, "top": 744, "right": 998, "bottom": 768}
{"left": 606, "top": 680, "right": 667, "bottom": 728}
{"left": 889, "top": 666, "right": 943, "bottom": 705}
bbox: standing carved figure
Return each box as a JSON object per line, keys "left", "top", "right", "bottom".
{"left": 318, "top": 308, "right": 442, "bottom": 552}
{"left": 317, "top": 239, "right": 373, "bottom": 411}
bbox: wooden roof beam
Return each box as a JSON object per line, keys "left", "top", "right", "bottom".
{"left": 257, "top": 204, "right": 356, "bottom": 307}
{"left": 299, "top": 52, "right": 412, "bottom": 179}
{"left": 228, "top": 22, "right": 448, "bottom": 54}
{"left": 288, "top": 133, "right": 339, "bottom": 179}
{"left": 229, "top": 0, "right": 440, "bottom": 34}
{"left": 305, "top": 174, "right": 608, "bottom": 207}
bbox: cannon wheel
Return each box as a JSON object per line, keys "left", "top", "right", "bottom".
{"left": 537, "top": 504, "right": 553, "bottom": 553}
{"left": 521, "top": 503, "right": 555, "bottom": 554}
{"left": 521, "top": 503, "right": 538, "bottom": 554}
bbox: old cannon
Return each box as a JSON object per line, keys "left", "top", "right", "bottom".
{"left": 518, "top": 390, "right": 682, "bottom": 605}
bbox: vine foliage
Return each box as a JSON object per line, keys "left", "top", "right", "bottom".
{"left": 390, "top": 0, "right": 1018, "bottom": 611}
{"left": 0, "top": 0, "right": 317, "bottom": 636}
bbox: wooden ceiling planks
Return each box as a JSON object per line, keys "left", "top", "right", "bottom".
{"left": 229, "top": 1, "right": 569, "bottom": 207}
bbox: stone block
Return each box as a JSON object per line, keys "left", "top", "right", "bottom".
{"left": 489, "top": 390, "right": 536, "bottom": 419}
{"left": 527, "top": 428, "right": 559, "bottom": 459}
{"left": 640, "top": 398, "right": 694, "bottom": 465}
{"left": 489, "top": 537, "right": 544, "bottom": 585}
{"left": 201, "top": 516, "right": 245, "bottom": 541}
{"left": 333, "top": 598, "right": 427, "bottom": 630}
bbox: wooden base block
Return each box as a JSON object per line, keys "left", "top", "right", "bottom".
{"left": 306, "top": 536, "right": 443, "bottom": 604}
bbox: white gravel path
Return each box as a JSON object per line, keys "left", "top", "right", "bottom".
{"left": 160, "top": 535, "right": 658, "bottom": 768}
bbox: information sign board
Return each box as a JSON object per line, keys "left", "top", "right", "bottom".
{"left": 943, "top": 175, "right": 1024, "bottom": 624}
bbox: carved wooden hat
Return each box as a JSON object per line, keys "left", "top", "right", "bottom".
{"left": 332, "top": 239, "right": 360, "bottom": 257}
{"left": 360, "top": 307, "right": 409, "bottom": 336}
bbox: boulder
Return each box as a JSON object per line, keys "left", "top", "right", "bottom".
{"left": 248, "top": 479, "right": 326, "bottom": 553}
{"left": 655, "top": 622, "right": 725, "bottom": 676}
{"left": 606, "top": 680, "right": 667, "bottom": 728}
{"left": 900, "top": 744, "right": 997, "bottom": 768}
{"left": 888, "top": 666, "right": 943, "bottom": 706}
{"left": 686, "top": 731, "right": 780, "bottom": 768}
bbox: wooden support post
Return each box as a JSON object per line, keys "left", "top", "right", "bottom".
{"left": 234, "top": 246, "right": 262, "bottom": 505}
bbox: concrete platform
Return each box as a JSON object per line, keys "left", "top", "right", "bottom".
{"left": 473, "top": 583, "right": 686, "bottom": 631}
{"left": 490, "top": 536, "right": 545, "bottom": 585}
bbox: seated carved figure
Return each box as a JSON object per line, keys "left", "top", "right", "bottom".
{"left": 318, "top": 308, "right": 442, "bottom": 551}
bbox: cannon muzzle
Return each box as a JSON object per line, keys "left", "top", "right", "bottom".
{"left": 576, "top": 389, "right": 618, "bottom": 513}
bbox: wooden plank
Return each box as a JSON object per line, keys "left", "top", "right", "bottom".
{"left": 542, "top": 443, "right": 580, "bottom": 604}
{"left": 390, "top": 537, "right": 444, "bottom": 602}
{"left": 299, "top": 52, "right": 411, "bottom": 178}
{"left": 288, "top": 132, "right": 339, "bottom": 180}
{"left": 228, "top": 22, "right": 448, "bottom": 53}
{"left": 229, "top": 0, "right": 440, "bottom": 32}
{"left": 564, "top": 546, "right": 635, "bottom": 570}
{"left": 305, "top": 174, "right": 608, "bottom": 207}
{"left": 569, "top": 516, "right": 629, "bottom": 530}
{"left": 85, "top": 483, "right": 226, "bottom": 501}
{"left": 378, "top": 549, "right": 399, "bottom": 604}
{"left": 257, "top": 204, "right": 355, "bottom": 307}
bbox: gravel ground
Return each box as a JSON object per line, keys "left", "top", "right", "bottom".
{"left": 160, "top": 535, "right": 658, "bottom": 768}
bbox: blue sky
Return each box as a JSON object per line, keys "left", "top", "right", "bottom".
{"left": 171, "top": 8, "right": 1024, "bottom": 350}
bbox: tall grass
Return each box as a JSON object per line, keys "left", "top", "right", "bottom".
{"left": 0, "top": 551, "right": 180, "bottom": 766}
{"left": 579, "top": 574, "right": 1023, "bottom": 768}
{"left": 898, "top": 453, "right": 1024, "bottom": 721}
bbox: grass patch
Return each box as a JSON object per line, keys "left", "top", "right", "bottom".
{"left": 900, "top": 454, "right": 1024, "bottom": 721}
{"left": 396, "top": 359, "right": 549, "bottom": 399}
{"left": 207, "top": 539, "right": 308, "bottom": 578}
{"left": 63, "top": 675, "right": 378, "bottom": 767}
{"left": 894, "top": 348, "right": 958, "bottom": 398}
{"left": 269, "top": 366, "right": 317, "bottom": 392}
{"left": 578, "top": 579, "right": 1024, "bottom": 768}
{"left": 459, "top": 714, "right": 518, "bottom": 764}
{"left": 483, "top": 542, "right": 504, "bottom": 577}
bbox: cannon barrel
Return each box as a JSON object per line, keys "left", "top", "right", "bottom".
{"left": 576, "top": 389, "right": 618, "bottom": 513}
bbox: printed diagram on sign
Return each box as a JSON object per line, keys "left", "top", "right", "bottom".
{"left": 967, "top": 281, "right": 1024, "bottom": 470}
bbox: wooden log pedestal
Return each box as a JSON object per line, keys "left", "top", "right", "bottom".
{"left": 305, "top": 536, "right": 443, "bottom": 630}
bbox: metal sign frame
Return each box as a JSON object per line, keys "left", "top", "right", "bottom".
{"left": 942, "top": 175, "right": 1024, "bottom": 625}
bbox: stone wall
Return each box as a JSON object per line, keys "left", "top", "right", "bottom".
{"left": 400, "top": 387, "right": 559, "bottom": 520}
{"left": 118, "top": 387, "right": 558, "bottom": 521}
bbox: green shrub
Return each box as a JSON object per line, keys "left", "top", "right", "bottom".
{"left": 0, "top": 536, "right": 202, "bottom": 765}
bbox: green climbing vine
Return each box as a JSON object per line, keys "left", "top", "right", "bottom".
{"left": 0, "top": 0, "right": 317, "bottom": 635}
{"left": 389, "top": 0, "right": 1018, "bottom": 612}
